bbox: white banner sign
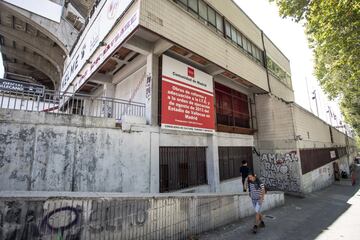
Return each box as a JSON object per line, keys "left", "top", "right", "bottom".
{"left": 4, "top": 0, "right": 62, "bottom": 22}
{"left": 61, "top": 0, "right": 134, "bottom": 92}
{"left": 71, "top": 10, "right": 139, "bottom": 93}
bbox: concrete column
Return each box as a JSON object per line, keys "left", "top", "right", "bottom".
{"left": 103, "top": 82, "right": 115, "bottom": 98}
{"left": 149, "top": 131, "right": 160, "bottom": 193}
{"left": 102, "top": 82, "right": 115, "bottom": 118}
{"left": 145, "top": 53, "right": 159, "bottom": 125}
{"left": 206, "top": 133, "right": 220, "bottom": 192}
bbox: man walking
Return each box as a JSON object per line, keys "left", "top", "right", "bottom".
{"left": 240, "top": 160, "right": 250, "bottom": 192}
{"left": 248, "top": 172, "right": 266, "bottom": 233}
{"left": 350, "top": 161, "right": 357, "bottom": 186}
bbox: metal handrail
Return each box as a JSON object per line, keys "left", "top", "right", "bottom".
{"left": 0, "top": 89, "right": 146, "bottom": 121}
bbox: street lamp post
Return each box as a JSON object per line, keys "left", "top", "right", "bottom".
{"left": 312, "top": 90, "right": 319, "bottom": 117}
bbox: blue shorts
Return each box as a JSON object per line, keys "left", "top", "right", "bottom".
{"left": 252, "top": 200, "right": 262, "bottom": 213}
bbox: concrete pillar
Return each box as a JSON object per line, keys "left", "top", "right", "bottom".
{"left": 103, "top": 82, "right": 115, "bottom": 98}
{"left": 102, "top": 82, "right": 115, "bottom": 118}
{"left": 149, "top": 131, "right": 160, "bottom": 193}
{"left": 145, "top": 53, "right": 159, "bottom": 125}
{"left": 206, "top": 133, "right": 220, "bottom": 192}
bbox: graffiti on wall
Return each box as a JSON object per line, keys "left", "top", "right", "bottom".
{"left": 0, "top": 200, "right": 150, "bottom": 240}
{"left": 259, "top": 151, "right": 301, "bottom": 192}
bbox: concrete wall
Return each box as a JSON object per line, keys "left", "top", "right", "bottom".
{"left": 332, "top": 128, "right": 347, "bottom": 146}
{"left": 301, "top": 161, "right": 334, "bottom": 194}
{"left": 219, "top": 177, "right": 243, "bottom": 193}
{"left": 0, "top": 191, "right": 284, "bottom": 240}
{"left": 0, "top": 109, "right": 151, "bottom": 193}
{"left": 254, "top": 94, "right": 301, "bottom": 192}
{"left": 0, "top": 109, "right": 256, "bottom": 194}
{"left": 255, "top": 94, "right": 296, "bottom": 149}
{"left": 254, "top": 94, "right": 356, "bottom": 194}
{"left": 301, "top": 154, "right": 350, "bottom": 193}
{"left": 255, "top": 150, "right": 302, "bottom": 193}
{"left": 294, "top": 106, "right": 333, "bottom": 148}
{"left": 268, "top": 74, "right": 294, "bottom": 102}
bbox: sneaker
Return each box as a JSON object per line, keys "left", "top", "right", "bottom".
{"left": 252, "top": 225, "right": 258, "bottom": 234}
{"left": 260, "top": 221, "right": 265, "bottom": 228}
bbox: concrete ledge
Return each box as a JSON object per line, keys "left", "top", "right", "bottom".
{"left": 0, "top": 191, "right": 284, "bottom": 239}
{"left": 334, "top": 179, "right": 353, "bottom": 186}
{"left": 0, "top": 109, "right": 116, "bottom": 128}
{"left": 0, "top": 190, "right": 283, "bottom": 199}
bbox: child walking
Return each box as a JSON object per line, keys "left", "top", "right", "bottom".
{"left": 248, "top": 172, "right": 266, "bottom": 233}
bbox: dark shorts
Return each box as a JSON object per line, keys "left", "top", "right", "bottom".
{"left": 242, "top": 177, "right": 247, "bottom": 184}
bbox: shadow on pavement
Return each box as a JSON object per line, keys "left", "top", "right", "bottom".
{"left": 199, "top": 169, "right": 360, "bottom": 240}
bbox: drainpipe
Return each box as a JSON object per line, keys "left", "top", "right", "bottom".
{"left": 290, "top": 103, "right": 303, "bottom": 192}
{"left": 261, "top": 30, "right": 271, "bottom": 93}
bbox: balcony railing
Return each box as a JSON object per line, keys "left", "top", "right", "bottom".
{"left": 0, "top": 90, "right": 145, "bottom": 121}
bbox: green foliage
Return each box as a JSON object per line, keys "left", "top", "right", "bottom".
{"left": 270, "top": 0, "right": 360, "bottom": 136}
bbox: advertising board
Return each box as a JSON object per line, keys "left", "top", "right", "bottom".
{"left": 161, "top": 55, "right": 215, "bottom": 133}
{"left": 0, "top": 78, "right": 44, "bottom": 96}
{"left": 61, "top": 0, "right": 134, "bottom": 92}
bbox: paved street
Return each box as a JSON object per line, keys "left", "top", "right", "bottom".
{"left": 199, "top": 179, "right": 360, "bottom": 240}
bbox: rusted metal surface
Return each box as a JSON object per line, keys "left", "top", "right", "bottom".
{"left": 300, "top": 147, "right": 347, "bottom": 174}
{"left": 218, "top": 147, "right": 253, "bottom": 181}
{"left": 160, "top": 147, "right": 207, "bottom": 193}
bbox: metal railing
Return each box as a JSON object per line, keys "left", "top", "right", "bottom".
{"left": 0, "top": 90, "right": 145, "bottom": 121}
{"left": 0, "top": 191, "right": 284, "bottom": 240}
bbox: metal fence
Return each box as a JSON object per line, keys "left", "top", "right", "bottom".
{"left": 0, "top": 90, "right": 145, "bottom": 121}
{"left": 0, "top": 192, "right": 284, "bottom": 240}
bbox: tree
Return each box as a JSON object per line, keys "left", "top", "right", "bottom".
{"left": 270, "top": 0, "right": 360, "bottom": 136}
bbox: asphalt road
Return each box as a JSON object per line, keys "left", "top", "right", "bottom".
{"left": 199, "top": 178, "right": 360, "bottom": 240}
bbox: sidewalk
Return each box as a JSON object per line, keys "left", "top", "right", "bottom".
{"left": 199, "top": 179, "right": 360, "bottom": 240}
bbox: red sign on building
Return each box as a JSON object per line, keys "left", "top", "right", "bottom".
{"left": 161, "top": 55, "right": 215, "bottom": 133}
